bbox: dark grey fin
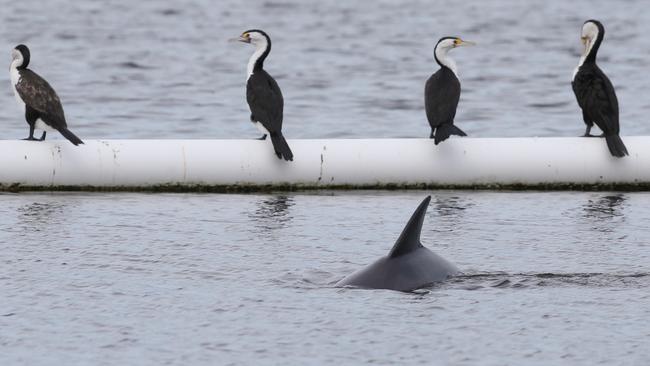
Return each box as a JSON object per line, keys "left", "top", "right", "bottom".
{"left": 388, "top": 196, "right": 431, "bottom": 258}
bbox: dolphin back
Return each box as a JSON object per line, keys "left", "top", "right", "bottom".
{"left": 336, "top": 195, "right": 459, "bottom": 292}
{"left": 336, "top": 248, "right": 458, "bottom": 291}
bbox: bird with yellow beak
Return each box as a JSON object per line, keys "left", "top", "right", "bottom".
{"left": 425, "top": 36, "right": 475, "bottom": 145}
{"left": 230, "top": 29, "right": 294, "bottom": 161}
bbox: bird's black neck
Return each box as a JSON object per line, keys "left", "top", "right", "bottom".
{"left": 16, "top": 58, "right": 29, "bottom": 70}
{"left": 584, "top": 31, "right": 604, "bottom": 64}
{"left": 436, "top": 62, "right": 453, "bottom": 73}
{"left": 433, "top": 51, "right": 444, "bottom": 69}
{"left": 433, "top": 45, "right": 457, "bottom": 75}
{"left": 253, "top": 40, "right": 271, "bottom": 72}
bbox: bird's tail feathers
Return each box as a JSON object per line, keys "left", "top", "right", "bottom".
{"left": 59, "top": 128, "right": 84, "bottom": 146}
{"left": 270, "top": 133, "right": 293, "bottom": 161}
{"left": 434, "top": 124, "right": 467, "bottom": 145}
{"left": 605, "top": 134, "right": 628, "bottom": 158}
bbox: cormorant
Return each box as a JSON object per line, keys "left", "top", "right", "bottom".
{"left": 232, "top": 30, "right": 293, "bottom": 161}
{"left": 10, "top": 44, "right": 83, "bottom": 145}
{"left": 425, "top": 37, "right": 474, "bottom": 145}
{"left": 572, "top": 20, "right": 628, "bottom": 157}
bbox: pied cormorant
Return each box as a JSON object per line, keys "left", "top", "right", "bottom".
{"left": 10, "top": 45, "right": 83, "bottom": 145}
{"left": 425, "top": 37, "right": 474, "bottom": 145}
{"left": 232, "top": 30, "right": 293, "bottom": 161}
{"left": 572, "top": 20, "right": 628, "bottom": 158}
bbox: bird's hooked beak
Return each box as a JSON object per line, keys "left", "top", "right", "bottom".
{"left": 454, "top": 38, "right": 476, "bottom": 47}
{"left": 229, "top": 33, "right": 251, "bottom": 44}
{"left": 580, "top": 36, "right": 591, "bottom": 54}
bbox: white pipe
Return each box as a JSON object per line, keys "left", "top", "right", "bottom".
{"left": 0, "top": 137, "right": 648, "bottom": 190}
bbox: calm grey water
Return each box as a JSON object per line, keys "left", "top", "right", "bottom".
{"left": 1, "top": 0, "right": 650, "bottom": 139}
{"left": 1, "top": 192, "right": 649, "bottom": 365}
{"left": 1, "top": 1, "right": 650, "bottom": 365}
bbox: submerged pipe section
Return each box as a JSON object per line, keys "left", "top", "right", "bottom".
{"left": 0, "top": 137, "right": 648, "bottom": 191}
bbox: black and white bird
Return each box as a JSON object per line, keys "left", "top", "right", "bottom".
{"left": 232, "top": 30, "right": 293, "bottom": 161}
{"left": 10, "top": 45, "right": 83, "bottom": 145}
{"left": 572, "top": 20, "right": 628, "bottom": 158}
{"left": 425, "top": 37, "right": 474, "bottom": 145}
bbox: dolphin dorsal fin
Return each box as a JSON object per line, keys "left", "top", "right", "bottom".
{"left": 388, "top": 196, "right": 431, "bottom": 258}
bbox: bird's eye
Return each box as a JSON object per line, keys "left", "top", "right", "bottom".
{"left": 454, "top": 39, "right": 461, "bottom": 45}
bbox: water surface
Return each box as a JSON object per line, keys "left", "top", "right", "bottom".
{"left": 1, "top": 0, "right": 649, "bottom": 140}
{"left": 1, "top": 191, "right": 649, "bottom": 365}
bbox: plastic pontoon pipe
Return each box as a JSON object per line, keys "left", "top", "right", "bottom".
{"left": 0, "top": 137, "right": 648, "bottom": 190}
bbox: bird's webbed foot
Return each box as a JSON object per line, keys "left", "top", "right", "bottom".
{"left": 581, "top": 125, "right": 595, "bottom": 137}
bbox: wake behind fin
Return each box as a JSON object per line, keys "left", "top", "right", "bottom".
{"left": 387, "top": 196, "right": 431, "bottom": 258}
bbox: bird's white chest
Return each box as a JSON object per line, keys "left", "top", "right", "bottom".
{"left": 255, "top": 121, "right": 270, "bottom": 136}
{"left": 10, "top": 68, "right": 54, "bottom": 131}
{"left": 9, "top": 67, "right": 25, "bottom": 111}
{"left": 34, "top": 119, "right": 55, "bottom": 131}
{"left": 572, "top": 65, "right": 581, "bottom": 81}
{"left": 572, "top": 56, "right": 587, "bottom": 81}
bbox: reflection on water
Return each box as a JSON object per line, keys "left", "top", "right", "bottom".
{"left": 581, "top": 194, "right": 627, "bottom": 233}
{"left": 432, "top": 195, "right": 473, "bottom": 217}
{"left": 16, "top": 202, "right": 66, "bottom": 233}
{"left": 248, "top": 195, "right": 294, "bottom": 233}
{"left": 583, "top": 194, "right": 626, "bottom": 218}
{"left": 429, "top": 195, "right": 473, "bottom": 233}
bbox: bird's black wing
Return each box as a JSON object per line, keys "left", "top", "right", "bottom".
{"left": 246, "top": 70, "right": 284, "bottom": 133}
{"left": 16, "top": 69, "right": 67, "bottom": 129}
{"left": 424, "top": 68, "right": 461, "bottom": 128}
{"left": 572, "top": 64, "right": 619, "bottom": 135}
